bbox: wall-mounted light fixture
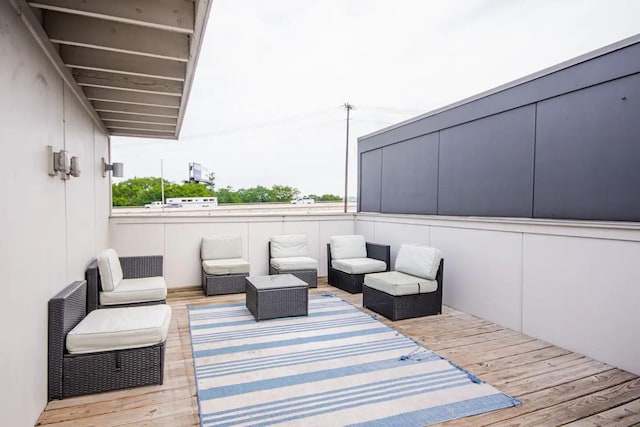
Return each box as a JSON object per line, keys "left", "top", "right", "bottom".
{"left": 47, "top": 145, "right": 80, "bottom": 180}
{"left": 102, "top": 157, "right": 124, "bottom": 178}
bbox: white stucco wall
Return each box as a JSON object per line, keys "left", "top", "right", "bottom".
{"left": 0, "top": 3, "right": 110, "bottom": 425}
{"left": 109, "top": 214, "right": 356, "bottom": 287}
{"left": 356, "top": 213, "right": 640, "bottom": 376}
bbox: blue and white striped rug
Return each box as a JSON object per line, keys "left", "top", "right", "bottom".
{"left": 188, "top": 296, "right": 519, "bottom": 427}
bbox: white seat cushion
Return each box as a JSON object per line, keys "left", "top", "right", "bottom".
{"left": 202, "top": 258, "right": 250, "bottom": 275}
{"left": 270, "top": 256, "right": 317, "bottom": 271}
{"left": 270, "top": 235, "right": 309, "bottom": 258}
{"left": 201, "top": 234, "right": 243, "bottom": 260}
{"left": 330, "top": 235, "right": 367, "bottom": 260}
{"left": 97, "top": 248, "right": 123, "bottom": 291}
{"left": 395, "top": 244, "right": 442, "bottom": 280}
{"left": 332, "top": 258, "right": 387, "bottom": 274}
{"left": 66, "top": 304, "right": 172, "bottom": 354}
{"left": 364, "top": 271, "right": 438, "bottom": 296}
{"left": 100, "top": 277, "right": 167, "bottom": 306}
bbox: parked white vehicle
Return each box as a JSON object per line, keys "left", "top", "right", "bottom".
{"left": 144, "top": 201, "right": 164, "bottom": 208}
{"left": 290, "top": 197, "right": 315, "bottom": 205}
{"left": 166, "top": 197, "right": 218, "bottom": 208}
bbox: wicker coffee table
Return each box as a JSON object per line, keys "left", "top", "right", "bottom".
{"left": 245, "top": 274, "right": 308, "bottom": 321}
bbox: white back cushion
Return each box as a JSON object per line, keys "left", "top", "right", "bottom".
{"left": 330, "top": 235, "right": 367, "bottom": 260}
{"left": 395, "top": 244, "right": 442, "bottom": 280}
{"left": 201, "top": 234, "right": 242, "bottom": 260}
{"left": 271, "top": 235, "right": 309, "bottom": 258}
{"left": 97, "top": 248, "right": 123, "bottom": 292}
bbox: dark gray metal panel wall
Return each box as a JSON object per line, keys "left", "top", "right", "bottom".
{"left": 359, "top": 149, "right": 382, "bottom": 212}
{"left": 359, "top": 42, "right": 640, "bottom": 154}
{"left": 357, "top": 40, "right": 640, "bottom": 221}
{"left": 534, "top": 73, "right": 640, "bottom": 221}
{"left": 380, "top": 133, "right": 439, "bottom": 214}
{"left": 438, "top": 106, "right": 536, "bottom": 217}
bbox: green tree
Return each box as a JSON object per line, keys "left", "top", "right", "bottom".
{"left": 112, "top": 177, "right": 167, "bottom": 206}
{"left": 168, "top": 182, "right": 210, "bottom": 198}
{"left": 270, "top": 185, "right": 300, "bottom": 202}
{"left": 204, "top": 172, "right": 216, "bottom": 195}
{"left": 112, "top": 177, "right": 340, "bottom": 206}
{"left": 216, "top": 186, "right": 241, "bottom": 203}
{"left": 237, "top": 185, "right": 272, "bottom": 203}
{"left": 317, "top": 194, "right": 343, "bottom": 201}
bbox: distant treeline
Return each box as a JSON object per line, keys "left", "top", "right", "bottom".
{"left": 111, "top": 177, "right": 342, "bottom": 206}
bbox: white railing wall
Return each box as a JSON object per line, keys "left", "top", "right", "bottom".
{"left": 109, "top": 211, "right": 640, "bottom": 376}
{"left": 355, "top": 213, "right": 640, "bottom": 376}
{"left": 109, "top": 213, "right": 356, "bottom": 287}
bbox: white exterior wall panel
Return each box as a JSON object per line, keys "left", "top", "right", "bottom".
{"left": 0, "top": 3, "right": 111, "bottom": 425}
{"left": 110, "top": 215, "right": 357, "bottom": 287}
{"left": 356, "top": 213, "right": 640, "bottom": 375}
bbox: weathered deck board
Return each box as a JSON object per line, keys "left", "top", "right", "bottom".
{"left": 37, "top": 278, "right": 639, "bottom": 426}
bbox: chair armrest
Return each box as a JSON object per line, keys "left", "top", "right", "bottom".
{"left": 365, "top": 243, "right": 391, "bottom": 271}
{"left": 119, "top": 256, "right": 163, "bottom": 278}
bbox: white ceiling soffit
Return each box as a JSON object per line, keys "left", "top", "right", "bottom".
{"left": 10, "top": 0, "right": 212, "bottom": 139}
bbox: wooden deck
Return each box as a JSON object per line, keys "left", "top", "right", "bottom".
{"left": 37, "top": 279, "right": 640, "bottom": 426}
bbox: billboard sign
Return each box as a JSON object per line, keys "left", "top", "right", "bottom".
{"left": 189, "top": 162, "right": 210, "bottom": 183}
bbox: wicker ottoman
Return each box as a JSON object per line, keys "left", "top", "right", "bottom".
{"left": 245, "top": 274, "right": 308, "bottom": 321}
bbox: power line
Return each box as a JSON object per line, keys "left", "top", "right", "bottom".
{"left": 357, "top": 104, "right": 425, "bottom": 115}
{"left": 181, "top": 106, "right": 339, "bottom": 140}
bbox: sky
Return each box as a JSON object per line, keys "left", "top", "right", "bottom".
{"left": 112, "top": 0, "right": 640, "bottom": 197}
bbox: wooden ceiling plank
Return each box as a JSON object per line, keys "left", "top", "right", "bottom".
{"left": 73, "top": 69, "right": 183, "bottom": 96}
{"left": 106, "top": 124, "right": 176, "bottom": 134}
{"left": 92, "top": 101, "right": 179, "bottom": 118}
{"left": 98, "top": 112, "right": 177, "bottom": 125}
{"left": 29, "top": 0, "right": 194, "bottom": 34}
{"left": 110, "top": 131, "right": 177, "bottom": 139}
{"left": 83, "top": 87, "right": 180, "bottom": 108}
{"left": 44, "top": 11, "right": 189, "bottom": 62}
{"left": 60, "top": 45, "right": 186, "bottom": 81}
{"left": 104, "top": 121, "right": 176, "bottom": 132}
{"left": 176, "top": 0, "right": 212, "bottom": 138}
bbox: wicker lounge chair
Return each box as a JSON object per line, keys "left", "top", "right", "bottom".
{"left": 85, "top": 249, "right": 166, "bottom": 313}
{"left": 48, "top": 281, "right": 169, "bottom": 400}
{"left": 201, "top": 234, "right": 250, "bottom": 295}
{"left": 268, "top": 235, "right": 318, "bottom": 287}
{"left": 363, "top": 244, "right": 444, "bottom": 321}
{"left": 327, "top": 235, "right": 390, "bottom": 294}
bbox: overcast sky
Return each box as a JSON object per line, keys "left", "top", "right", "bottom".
{"left": 112, "top": 0, "right": 640, "bottom": 197}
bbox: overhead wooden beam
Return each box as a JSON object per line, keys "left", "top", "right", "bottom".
{"left": 83, "top": 87, "right": 180, "bottom": 108}
{"left": 44, "top": 11, "right": 189, "bottom": 61}
{"left": 176, "top": 0, "right": 212, "bottom": 138}
{"left": 73, "top": 69, "right": 183, "bottom": 96}
{"left": 107, "top": 126, "right": 176, "bottom": 136}
{"left": 104, "top": 121, "right": 176, "bottom": 132}
{"left": 98, "top": 112, "right": 177, "bottom": 125}
{"left": 29, "top": 0, "right": 194, "bottom": 34}
{"left": 110, "top": 130, "right": 177, "bottom": 139}
{"left": 92, "top": 101, "right": 179, "bottom": 118}
{"left": 7, "top": 0, "right": 108, "bottom": 134}
{"left": 60, "top": 46, "right": 186, "bottom": 81}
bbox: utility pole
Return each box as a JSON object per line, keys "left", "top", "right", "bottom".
{"left": 343, "top": 102, "right": 354, "bottom": 213}
{"left": 160, "top": 159, "right": 165, "bottom": 210}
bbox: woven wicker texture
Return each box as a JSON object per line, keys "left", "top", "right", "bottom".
{"left": 85, "top": 255, "right": 164, "bottom": 312}
{"left": 363, "top": 259, "right": 444, "bottom": 321}
{"left": 48, "top": 280, "right": 166, "bottom": 400}
{"left": 245, "top": 276, "right": 308, "bottom": 321}
{"left": 202, "top": 272, "right": 248, "bottom": 295}
{"left": 327, "top": 242, "right": 390, "bottom": 294}
{"left": 268, "top": 241, "right": 318, "bottom": 287}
